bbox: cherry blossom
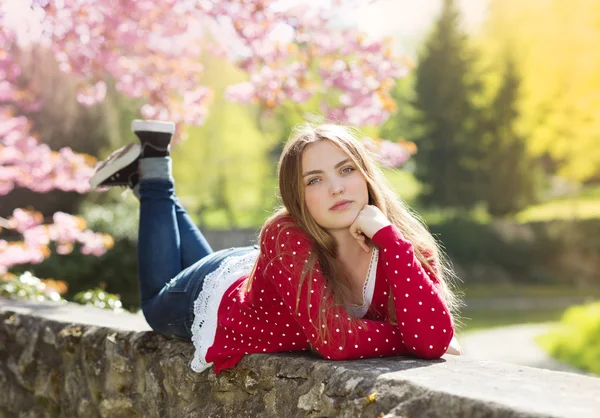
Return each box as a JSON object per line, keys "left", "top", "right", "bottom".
{"left": 1, "top": 0, "right": 413, "bottom": 274}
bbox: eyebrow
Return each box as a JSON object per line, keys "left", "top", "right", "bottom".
{"left": 302, "top": 158, "right": 352, "bottom": 177}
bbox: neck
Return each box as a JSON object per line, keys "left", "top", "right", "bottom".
{"left": 329, "top": 228, "right": 369, "bottom": 260}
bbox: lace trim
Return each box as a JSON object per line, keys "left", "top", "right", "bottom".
{"left": 347, "top": 247, "right": 379, "bottom": 318}
{"left": 190, "top": 249, "right": 259, "bottom": 373}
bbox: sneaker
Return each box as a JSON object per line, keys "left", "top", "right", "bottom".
{"left": 89, "top": 143, "right": 141, "bottom": 189}
{"left": 131, "top": 119, "right": 175, "bottom": 158}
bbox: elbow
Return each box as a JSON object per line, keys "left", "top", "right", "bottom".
{"left": 412, "top": 330, "right": 454, "bottom": 360}
{"left": 415, "top": 345, "right": 447, "bottom": 360}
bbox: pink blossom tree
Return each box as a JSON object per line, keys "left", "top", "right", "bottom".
{"left": 1, "top": 0, "right": 413, "bottom": 276}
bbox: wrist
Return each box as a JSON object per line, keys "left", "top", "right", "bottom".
{"left": 369, "top": 223, "right": 394, "bottom": 242}
{"left": 368, "top": 221, "right": 392, "bottom": 238}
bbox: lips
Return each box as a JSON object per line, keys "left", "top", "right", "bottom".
{"left": 329, "top": 199, "right": 352, "bottom": 210}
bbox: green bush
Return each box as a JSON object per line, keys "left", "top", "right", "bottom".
{"left": 12, "top": 201, "right": 141, "bottom": 310}
{"left": 0, "top": 272, "right": 63, "bottom": 302}
{"left": 537, "top": 302, "right": 600, "bottom": 375}
{"left": 12, "top": 239, "right": 140, "bottom": 310}
{"left": 0, "top": 271, "right": 125, "bottom": 312}
{"left": 73, "top": 288, "right": 124, "bottom": 311}
{"left": 429, "top": 216, "right": 600, "bottom": 286}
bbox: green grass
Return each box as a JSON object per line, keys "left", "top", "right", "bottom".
{"left": 383, "top": 174, "right": 600, "bottom": 224}
{"left": 516, "top": 198, "right": 600, "bottom": 222}
{"left": 458, "top": 308, "right": 567, "bottom": 334}
{"left": 536, "top": 302, "right": 600, "bottom": 375}
{"left": 515, "top": 184, "right": 600, "bottom": 222}
{"left": 457, "top": 283, "right": 600, "bottom": 335}
{"left": 462, "top": 283, "right": 600, "bottom": 299}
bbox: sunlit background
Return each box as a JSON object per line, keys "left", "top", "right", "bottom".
{"left": 1, "top": 0, "right": 599, "bottom": 376}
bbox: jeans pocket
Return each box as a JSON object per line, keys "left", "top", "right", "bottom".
{"left": 166, "top": 274, "right": 192, "bottom": 293}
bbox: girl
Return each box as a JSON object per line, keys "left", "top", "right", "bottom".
{"left": 90, "top": 120, "right": 462, "bottom": 374}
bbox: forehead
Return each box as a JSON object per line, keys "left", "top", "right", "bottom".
{"left": 301, "top": 140, "right": 349, "bottom": 170}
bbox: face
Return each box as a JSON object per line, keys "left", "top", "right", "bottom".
{"left": 301, "top": 140, "right": 369, "bottom": 231}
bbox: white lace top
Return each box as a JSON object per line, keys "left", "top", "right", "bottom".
{"left": 189, "top": 246, "right": 379, "bottom": 373}
{"left": 190, "top": 249, "right": 259, "bottom": 372}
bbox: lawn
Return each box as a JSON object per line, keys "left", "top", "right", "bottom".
{"left": 385, "top": 173, "right": 600, "bottom": 224}
{"left": 461, "top": 283, "right": 600, "bottom": 299}
{"left": 516, "top": 198, "right": 600, "bottom": 222}
{"left": 458, "top": 307, "right": 567, "bottom": 334}
{"left": 457, "top": 283, "right": 600, "bottom": 334}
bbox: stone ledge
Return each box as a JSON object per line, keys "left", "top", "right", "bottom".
{"left": 1, "top": 299, "right": 599, "bottom": 418}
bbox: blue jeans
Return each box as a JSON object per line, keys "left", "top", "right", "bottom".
{"left": 137, "top": 179, "right": 256, "bottom": 338}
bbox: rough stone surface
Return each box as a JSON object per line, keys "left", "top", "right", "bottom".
{"left": 1, "top": 298, "right": 600, "bottom": 418}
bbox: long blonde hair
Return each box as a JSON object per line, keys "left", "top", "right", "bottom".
{"left": 247, "top": 122, "right": 462, "bottom": 342}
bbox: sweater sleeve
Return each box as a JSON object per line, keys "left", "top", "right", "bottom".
{"left": 371, "top": 224, "right": 454, "bottom": 358}
{"left": 260, "top": 218, "right": 411, "bottom": 361}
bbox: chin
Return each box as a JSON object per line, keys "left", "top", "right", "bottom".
{"left": 320, "top": 212, "right": 357, "bottom": 231}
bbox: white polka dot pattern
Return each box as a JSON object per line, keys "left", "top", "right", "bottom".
{"left": 371, "top": 224, "right": 454, "bottom": 359}
{"left": 196, "top": 217, "right": 454, "bottom": 374}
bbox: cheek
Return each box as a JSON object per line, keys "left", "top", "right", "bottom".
{"left": 349, "top": 176, "right": 369, "bottom": 201}
{"left": 304, "top": 188, "right": 322, "bottom": 215}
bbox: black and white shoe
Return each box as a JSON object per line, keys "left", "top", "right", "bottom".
{"left": 89, "top": 143, "right": 141, "bottom": 189}
{"left": 131, "top": 119, "right": 175, "bottom": 158}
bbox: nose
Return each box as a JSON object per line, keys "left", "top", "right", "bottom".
{"left": 330, "top": 181, "right": 345, "bottom": 196}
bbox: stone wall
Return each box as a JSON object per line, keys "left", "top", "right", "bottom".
{"left": 1, "top": 298, "right": 599, "bottom": 418}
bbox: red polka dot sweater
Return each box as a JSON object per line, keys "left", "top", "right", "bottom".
{"left": 190, "top": 216, "right": 455, "bottom": 374}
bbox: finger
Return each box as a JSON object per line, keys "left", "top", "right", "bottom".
{"left": 359, "top": 240, "right": 370, "bottom": 253}
{"left": 356, "top": 234, "right": 370, "bottom": 252}
{"left": 349, "top": 220, "right": 362, "bottom": 240}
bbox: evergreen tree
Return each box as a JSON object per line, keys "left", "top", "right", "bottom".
{"left": 411, "top": 0, "right": 485, "bottom": 209}
{"left": 483, "top": 54, "right": 538, "bottom": 217}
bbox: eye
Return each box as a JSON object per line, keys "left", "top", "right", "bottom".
{"left": 307, "top": 177, "right": 320, "bottom": 186}
{"left": 341, "top": 166, "right": 355, "bottom": 175}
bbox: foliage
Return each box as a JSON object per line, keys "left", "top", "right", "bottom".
{"left": 429, "top": 216, "right": 600, "bottom": 287}
{"left": 0, "top": 271, "right": 63, "bottom": 302}
{"left": 2, "top": 0, "right": 409, "bottom": 128}
{"left": 72, "top": 288, "right": 123, "bottom": 312}
{"left": 479, "top": 0, "right": 600, "bottom": 182}
{"left": 537, "top": 302, "right": 600, "bottom": 375}
{"left": 1, "top": 0, "right": 414, "bottom": 277}
{"left": 171, "top": 56, "right": 278, "bottom": 228}
{"left": 0, "top": 209, "right": 114, "bottom": 275}
{"left": 13, "top": 240, "right": 140, "bottom": 310}
{"left": 516, "top": 185, "right": 600, "bottom": 222}
{"left": 9, "top": 201, "right": 140, "bottom": 309}
{"left": 409, "top": 0, "right": 487, "bottom": 209}
{"left": 379, "top": 73, "right": 422, "bottom": 149}
{"left": 478, "top": 54, "right": 539, "bottom": 217}
{"left": 0, "top": 270, "right": 124, "bottom": 312}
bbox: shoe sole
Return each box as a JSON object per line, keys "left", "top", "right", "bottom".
{"left": 131, "top": 120, "right": 175, "bottom": 134}
{"left": 89, "top": 143, "right": 141, "bottom": 189}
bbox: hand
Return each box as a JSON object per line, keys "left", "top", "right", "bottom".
{"left": 445, "top": 336, "right": 463, "bottom": 356}
{"left": 349, "top": 205, "right": 392, "bottom": 252}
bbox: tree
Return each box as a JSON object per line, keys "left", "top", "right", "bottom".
{"left": 0, "top": 17, "right": 112, "bottom": 274}
{"left": 480, "top": 0, "right": 600, "bottom": 183}
{"left": 1, "top": 0, "right": 413, "bottom": 274}
{"left": 481, "top": 54, "right": 538, "bottom": 217}
{"left": 410, "top": 0, "right": 486, "bottom": 209}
